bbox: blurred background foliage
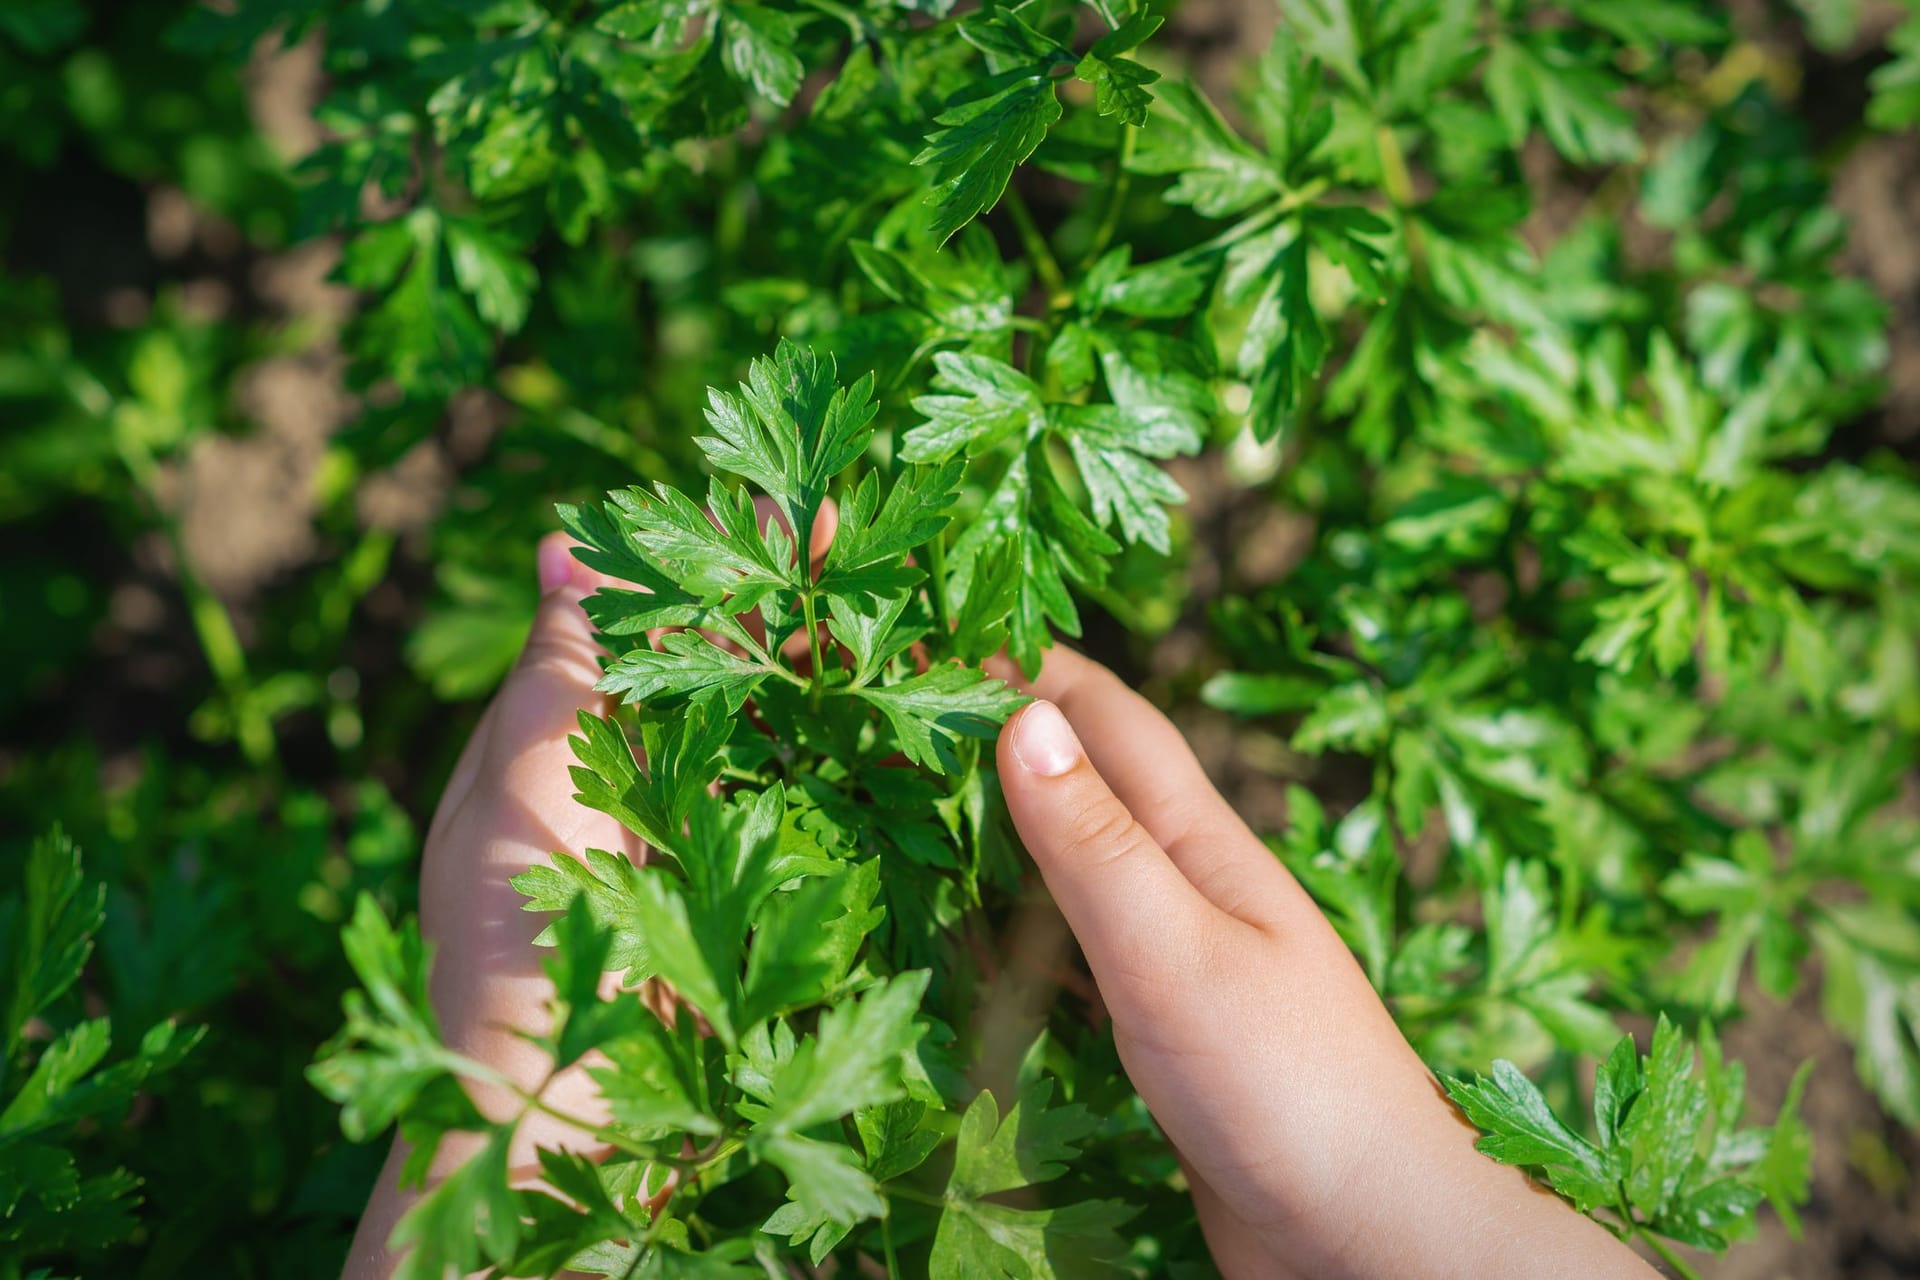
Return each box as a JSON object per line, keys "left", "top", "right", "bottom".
{"left": 2, "top": 0, "right": 1920, "bottom": 1276}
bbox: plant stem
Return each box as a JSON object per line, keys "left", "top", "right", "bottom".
{"left": 1082, "top": 124, "right": 1137, "bottom": 271}
{"left": 1373, "top": 121, "right": 1427, "bottom": 281}
{"left": 1161, "top": 178, "right": 1327, "bottom": 265}
{"left": 1642, "top": 1231, "right": 1702, "bottom": 1280}
{"left": 797, "top": 0, "right": 864, "bottom": 37}
{"left": 882, "top": 1214, "right": 902, "bottom": 1277}
{"left": 882, "top": 1183, "right": 945, "bottom": 1208}
{"left": 927, "top": 532, "right": 949, "bottom": 627}
{"left": 111, "top": 424, "right": 279, "bottom": 769}
{"left": 1004, "top": 185, "right": 1067, "bottom": 303}
{"left": 803, "top": 589, "right": 826, "bottom": 711}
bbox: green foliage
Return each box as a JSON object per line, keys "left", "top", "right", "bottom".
{"left": 314, "top": 341, "right": 1190, "bottom": 1272}
{"left": 0, "top": 830, "right": 202, "bottom": 1256}
{"left": 1448, "top": 1019, "right": 1812, "bottom": 1259}
{"left": 7, "top": 0, "right": 1919, "bottom": 1274}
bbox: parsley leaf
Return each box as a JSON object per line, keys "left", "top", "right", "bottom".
{"left": 851, "top": 664, "right": 1029, "bottom": 775}
{"left": 930, "top": 1078, "right": 1134, "bottom": 1279}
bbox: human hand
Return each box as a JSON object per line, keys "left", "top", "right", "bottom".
{"left": 995, "top": 646, "right": 1656, "bottom": 1280}
{"left": 345, "top": 534, "right": 639, "bottom": 1275}
{"left": 349, "top": 515, "right": 834, "bottom": 1276}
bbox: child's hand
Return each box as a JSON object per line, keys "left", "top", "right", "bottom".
{"left": 996, "top": 646, "right": 1654, "bottom": 1280}
{"left": 347, "top": 534, "right": 637, "bottom": 1273}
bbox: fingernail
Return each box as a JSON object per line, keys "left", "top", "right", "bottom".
{"left": 537, "top": 539, "right": 575, "bottom": 594}
{"left": 1012, "top": 700, "right": 1081, "bottom": 777}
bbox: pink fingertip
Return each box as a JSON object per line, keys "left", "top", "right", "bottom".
{"left": 537, "top": 537, "right": 575, "bottom": 594}
{"left": 1011, "top": 701, "right": 1082, "bottom": 778}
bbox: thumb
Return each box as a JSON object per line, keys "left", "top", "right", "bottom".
{"left": 493, "top": 533, "right": 612, "bottom": 742}
{"left": 996, "top": 700, "right": 1220, "bottom": 1009}
{"left": 431, "top": 533, "right": 616, "bottom": 831}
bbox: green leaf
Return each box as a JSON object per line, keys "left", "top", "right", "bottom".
{"left": 1075, "top": 14, "right": 1163, "bottom": 127}
{"left": 1277, "top": 0, "right": 1365, "bottom": 92}
{"left": 720, "top": 4, "right": 806, "bottom": 107}
{"left": 1130, "top": 81, "right": 1279, "bottom": 217}
{"left": 903, "top": 352, "right": 1047, "bottom": 463}
{"left": 699, "top": 341, "right": 880, "bottom": 541}
{"left": 593, "top": 1013, "right": 721, "bottom": 1138}
{"left": 1446, "top": 1059, "right": 1607, "bottom": 1176}
{"left": 738, "top": 970, "right": 928, "bottom": 1133}
{"left": 949, "top": 1077, "right": 1095, "bottom": 1198}
{"left": 1812, "top": 905, "right": 1920, "bottom": 1126}
{"left": 1868, "top": 9, "right": 1920, "bottom": 129}
{"left": 948, "top": 451, "right": 1120, "bottom": 677}
{"left": 1453, "top": 1020, "right": 1812, "bottom": 1251}
{"left": 816, "top": 460, "right": 962, "bottom": 602}
{"left": 633, "top": 789, "right": 836, "bottom": 1045}
{"left": 914, "top": 71, "right": 1063, "bottom": 244}
{"left": 857, "top": 1098, "right": 944, "bottom": 1182}
{"left": 1591, "top": 1034, "right": 1641, "bottom": 1148}
{"left": 851, "top": 663, "right": 1029, "bottom": 774}
{"left": 1619, "top": 1016, "right": 1710, "bottom": 1218}
{"left": 5, "top": 827, "right": 105, "bottom": 1055}
{"left": 930, "top": 1196, "right": 1136, "bottom": 1280}
{"left": 514, "top": 846, "right": 653, "bottom": 986}
{"left": 1052, "top": 404, "right": 1191, "bottom": 552}
{"left": 443, "top": 217, "right": 536, "bottom": 332}
{"left": 738, "top": 974, "right": 931, "bottom": 1240}
{"left": 1483, "top": 36, "right": 1640, "bottom": 166}
{"left": 1223, "top": 206, "right": 1387, "bottom": 430}
{"left": 827, "top": 589, "right": 925, "bottom": 687}
{"left": 758, "top": 1134, "right": 874, "bottom": 1257}
{"left": 541, "top": 896, "right": 649, "bottom": 1069}
{"left": 930, "top": 1079, "right": 1134, "bottom": 1279}
{"left": 1560, "top": 0, "right": 1725, "bottom": 49}
{"left": 511, "top": 1149, "right": 645, "bottom": 1272}
{"left": 309, "top": 896, "right": 469, "bottom": 1143}
{"left": 619, "top": 480, "right": 799, "bottom": 615}
{"left": 389, "top": 1126, "right": 521, "bottom": 1280}
{"left": 743, "top": 858, "right": 885, "bottom": 1022}
{"left": 565, "top": 706, "right": 731, "bottom": 854}
{"left": 559, "top": 497, "right": 720, "bottom": 635}
{"left": 1661, "top": 832, "right": 1799, "bottom": 1012}
{"left": 1753, "top": 1061, "right": 1813, "bottom": 1237}
{"left": 597, "top": 630, "right": 781, "bottom": 714}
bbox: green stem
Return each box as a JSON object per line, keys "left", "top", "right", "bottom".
{"left": 927, "top": 532, "right": 949, "bottom": 627}
{"left": 1641, "top": 1231, "right": 1701, "bottom": 1280}
{"left": 883, "top": 1183, "right": 945, "bottom": 1208}
{"left": 1004, "top": 186, "right": 1067, "bottom": 303}
{"left": 1082, "top": 124, "right": 1137, "bottom": 271}
{"left": 1373, "top": 122, "right": 1427, "bottom": 281}
{"left": 797, "top": 0, "right": 864, "bottom": 37}
{"left": 882, "top": 1214, "right": 902, "bottom": 1277}
{"left": 112, "top": 429, "right": 278, "bottom": 769}
{"left": 518, "top": 1094, "right": 667, "bottom": 1162}
{"left": 1161, "top": 178, "right": 1327, "bottom": 265}
{"left": 803, "top": 590, "right": 826, "bottom": 711}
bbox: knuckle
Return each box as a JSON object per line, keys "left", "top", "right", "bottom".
{"left": 1058, "top": 802, "right": 1148, "bottom": 871}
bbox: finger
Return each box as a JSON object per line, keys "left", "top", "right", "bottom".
{"left": 996, "top": 700, "right": 1235, "bottom": 1015}
{"left": 432, "top": 534, "right": 621, "bottom": 834}
{"left": 417, "top": 535, "right": 641, "bottom": 1136}
{"left": 995, "top": 644, "right": 1304, "bottom": 930}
